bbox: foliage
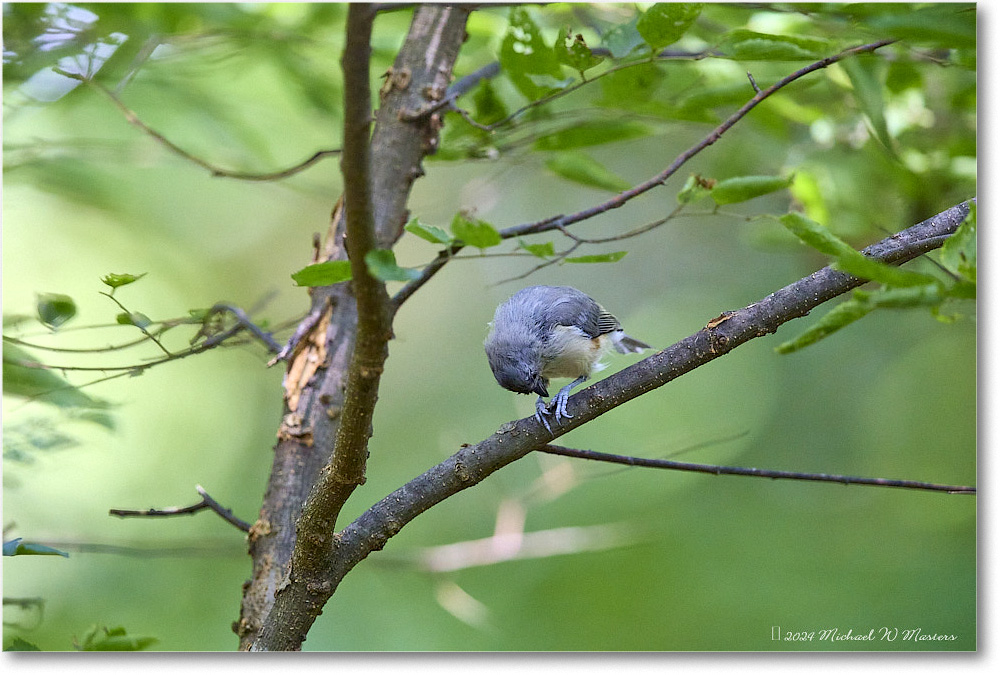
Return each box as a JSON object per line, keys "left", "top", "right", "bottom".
{"left": 74, "top": 625, "right": 157, "bottom": 651}
{"left": 3, "top": 538, "right": 70, "bottom": 558}
{"left": 2, "top": 1, "right": 975, "bottom": 652}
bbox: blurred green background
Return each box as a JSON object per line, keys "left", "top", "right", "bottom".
{"left": 3, "top": 3, "right": 975, "bottom": 651}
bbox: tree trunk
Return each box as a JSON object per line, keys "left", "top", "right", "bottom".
{"left": 236, "top": 4, "right": 471, "bottom": 650}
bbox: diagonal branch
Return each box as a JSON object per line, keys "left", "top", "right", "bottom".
{"left": 390, "top": 38, "right": 896, "bottom": 310}
{"left": 261, "top": 198, "right": 971, "bottom": 646}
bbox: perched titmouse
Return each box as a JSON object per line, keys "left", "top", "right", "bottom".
{"left": 484, "top": 285, "right": 651, "bottom": 432}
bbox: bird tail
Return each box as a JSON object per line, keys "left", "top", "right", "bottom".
{"left": 611, "top": 331, "right": 651, "bottom": 354}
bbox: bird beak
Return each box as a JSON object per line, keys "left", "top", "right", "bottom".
{"left": 532, "top": 382, "right": 548, "bottom": 397}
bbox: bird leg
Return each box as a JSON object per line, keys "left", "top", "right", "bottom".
{"left": 534, "top": 376, "right": 587, "bottom": 433}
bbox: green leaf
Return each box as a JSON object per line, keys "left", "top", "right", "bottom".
{"left": 77, "top": 625, "right": 157, "bottom": 652}
{"left": 499, "top": 6, "right": 566, "bottom": 100}
{"left": 518, "top": 239, "right": 555, "bottom": 258}
{"left": 841, "top": 56, "right": 895, "bottom": 155}
{"left": 852, "top": 284, "right": 945, "bottom": 309}
{"left": 36, "top": 293, "right": 76, "bottom": 330}
{"left": 115, "top": 311, "right": 152, "bottom": 329}
{"left": 554, "top": 27, "right": 604, "bottom": 74}
{"left": 602, "top": 16, "right": 645, "bottom": 59}
{"left": 940, "top": 203, "right": 976, "bottom": 282}
{"left": 677, "top": 82, "right": 756, "bottom": 112}
{"left": 364, "top": 249, "right": 421, "bottom": 282}
{"left": 565, "top": 251, "right": 628, "bottom": 264}
{"left": 100, "top": 272, "right": 146, "bottom": 291}
{"left": 533, "top": 120, "right": 653, "bottom": 151}
{"left": 405, "top": 219, "right": 454, "bottom": 245}
{"left": 779, "top": 212, "right": 849, "bottom": 257}
{"left": 945, "top": 280, "right": 976, "bottom": 301}
{"left": 779, "top": 213, "right": 938, "bottom": 287}
{"left": 776, "top": 299, "right": 873, "bottom": 354}
{"left": 865, "top": 5, "right": 975, "bottom": 49}
{"left": 472, "top": 77, "right": 508, "bottom": 126}
{"left": 6, "top": 637, "right": 42, "bottom": 651}
{"left": 718, "top": 30, "right": 832, "bottom": 61}
{"left": 3, "top": 538, "right": 69, "bottom": 557}
{"left": 599, "top": 62, "right": 665, "bottom": 107}
{"left": 187, "top": 308, "right": 212, "bottom": 322}
{"left": 291, "top": 260, "right": 353, "bottom": 287}
{"left": 525, "top": 73, "right": 575, "bottom": 90}
{"left": 788, "top": 171, "right": 830, "bottom": 225}
{"left": 451, "top": 213, "right": 502, "bottom": 249}
{"left": 710, "top": 175, "right": 793, "bottom": 205}
{"left": 676, "top": 174, "right": 715, "bottom": 204}
{"left": 833, "top": 252, "right": 939, "bottom": 289}
{"left": 636, "top": 3, "right": 703, "bottom": 51}
{"left": 545, "top": 151, "right": 631, "bottom": 192}
{"left": 3, "top": 343, "right": 112, "bottom": 419}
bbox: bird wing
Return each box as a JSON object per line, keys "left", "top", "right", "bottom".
{"left": 542, "top": 286, "right": 621, "bottom": 339}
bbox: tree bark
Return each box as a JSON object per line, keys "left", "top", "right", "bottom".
{"left": 237, "top": 4, "right": 471, "bottom": 650}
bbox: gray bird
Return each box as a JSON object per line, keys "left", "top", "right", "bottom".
{"left": 484, "top": 285, "right": 651, "bottom": 432}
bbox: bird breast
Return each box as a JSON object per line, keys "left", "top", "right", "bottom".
{"left": 540, "top": 325, "right": 611, "bottom": 380}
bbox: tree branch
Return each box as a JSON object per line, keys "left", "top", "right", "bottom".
{"left": 53, "top": 67, "right": 341, "bottom": 182}
{"left": 389, "top": 38, "right": 896, "bottom": 309}
{"left": 109, "top": 485, "right": 252, "bottom": 532}
{"left": 250, "top": 198, "right": 972, "bottom": 648}
{"left": 538, "top": 445, "right": 975, "bottom": 495}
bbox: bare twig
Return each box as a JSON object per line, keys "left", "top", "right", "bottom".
{"left": 470, "top": 51, "right": 713, "bottom": 132}
{"left": 538, "top": 445, "right": 975, "bottom": 495}
{"left": 109, "top": 485, "right": 252, "bottom": 533}
{"left": 3, "top": 331, "right": 167, "bottom": 354}
{"left": 99, "top": 291, "right": 172, "bottom": 356}
{"left": 53, "top": 68, "right": 340, "bottom": 181}
{"left": 492, "top": 240, "right": 582, "bottom": 285}
{"left": 266, "top": 297, "right": 331, "bottom": 366}
{"left": 196, "top": 303, "right": 281, "bottom": 352}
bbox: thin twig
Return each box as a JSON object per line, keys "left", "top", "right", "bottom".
{"left": 471, "top": 50, "right": 713, "bottom": 132}
{"left": 3, "top": 331, "right": 167, "bottom": 354}
{"left": 267, "top": 297, "right": 330, "bottom": 366}
{"left": 109, "top": 485, "right": 252, "bottom": 532}
{"left": 53, "top": 68, "right": 340, "bottom": 181}
{"left": 198, "top": 303, "right": 281, "bottom": 352}
{"left": 538, "top": 445, "right": 976, "bottom": 495}
{"left": 99, "top": 291, "right": 172, "bottom": 357}
{"left": 492, "top": 241, "right": 581, "bottom": 285}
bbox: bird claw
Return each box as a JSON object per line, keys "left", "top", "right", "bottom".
{"left": 534, "top": 388, "right": 575, "bottom": 434}
{"left": 534, "top": 397, "right": 554, "bottom": 433}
